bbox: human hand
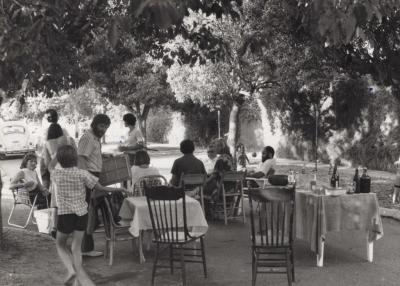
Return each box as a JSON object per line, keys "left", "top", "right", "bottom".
{"left": 42, "top": 188, "right": 50, "bottom": 196}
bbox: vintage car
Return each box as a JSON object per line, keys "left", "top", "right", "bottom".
{"left": 0, "top": 120, "right": 36, "bottom": 159}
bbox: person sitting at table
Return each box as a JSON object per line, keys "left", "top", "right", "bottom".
{"left": 130, "top": 150, "right": 160, "bottom": 196}
{"left": 203, "top": 144, "right": 234, "bottom": 219}
{"left": 170, "top": 139, "right": 206, "bottom": 187}
{"left": 248, "top": 146, "right": 276, "bottom": 178}
{"left": 118, "top": 113, "right": 145, "bottom": 165}
{"left": 10, "top": 153, "right": 49, "bottom": 210}
{"left": 203, "top": 145, "right": 219, "bottom": 174}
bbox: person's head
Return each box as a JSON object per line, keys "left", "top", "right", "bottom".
{"left": 207, "top": 146, "right": 217, "bottom": 159}
{"left": 90, "top": 114, "right": 111, "bottom": 138}
{"left": 262, "top": 146, "right": 275, "bottom": 162}
{"left": 123, "top": 113, "right": 137, "bottom": 128}
{"left": 180, "top": 139, "right": 195, "bottom": 155}
{"left": 45, "top": 109, "right": 58, "bottom": 123}
{"left": 134, "top": 150, "right": 150, "bottom": 166}
{"left": 56, "top": 145, "right": 78, "bottom": 168}
{"left": 47, "top": 123, "right": 63, "bottom": 140}
{"left": 20, "top": 153, "right": 37, "bottom": 170}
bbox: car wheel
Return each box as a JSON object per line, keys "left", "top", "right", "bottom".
{"left": 0, "top": 153, "right": 5, "bottom": 160}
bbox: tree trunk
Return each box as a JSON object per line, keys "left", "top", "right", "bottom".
{"left": 227, "top": 101, "right": 241, "bottom": 169}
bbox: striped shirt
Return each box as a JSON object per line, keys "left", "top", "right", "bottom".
{"left": 51, "top": 167, "right": 98, "bottom": 216}
{"left": 78, "top": 129, "right": 102, "bottom": 173}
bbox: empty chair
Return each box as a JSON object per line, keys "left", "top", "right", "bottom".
{"left": 131, "top": 175, "right": 167, "bottom": 197}
{"left": 145, "top": 184, "right": 207, "bottom": 286}
{"left": 248, "top": 185, "right": 295, "bottom": 286}
{"left": 180, "top": 173, "right": 207, "bottom": 210}
{"left": 100, "top": 197, "right": 135, "bottom": 266}
{"left": 214, "top": 171, "right": 246, "bottom": 225}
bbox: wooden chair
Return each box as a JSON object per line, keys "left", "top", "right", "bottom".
{"left": 180, "top": 173, "right": 207, "bottom": 211}
{"left": 131, "top": 175, "right": 168, "bottom": 197}
{"left": 8, "top": 187, "right": 48, "bottom": 229}
{"left": 145, "top": 184, "right": 207, "bottom": 286}
{"left": 100, "top": 197, "right": 135, "bottom": 266}
{"left": 214, "top": 171, "right": 246, "bottom": 225}
{"left": 248, "top": 185, "right": 295, "bottom": 286}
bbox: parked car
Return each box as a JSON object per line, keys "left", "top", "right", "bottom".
{"left": 0, "top": 120, "right": 36, "bottom": 159}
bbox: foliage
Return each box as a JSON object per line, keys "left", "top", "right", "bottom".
{"left": 146, "top": 107, "right": 172, "bottom": 143}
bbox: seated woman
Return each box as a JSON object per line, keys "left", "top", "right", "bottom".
{"left": 203, "top": 144, "right": 234, "bottom": 219}
{"left": 130, "top": 150, "right": 160, "bottom": 196}
{"left": 10, "top": 153, "right": 49, "bottom": 209}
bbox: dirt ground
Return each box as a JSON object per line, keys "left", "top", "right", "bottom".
{"left": 1, "top": 163, "right": 400, "bottom": 286}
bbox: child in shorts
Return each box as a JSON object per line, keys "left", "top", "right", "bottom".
{"left": 236, "top": 143, "right": 249, "bottom": 171}
{"left": 50, "top": 145, "right": 127, "bottom": 286}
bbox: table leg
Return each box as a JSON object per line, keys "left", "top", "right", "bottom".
{"left": 316, "top": 236, "right": 324, "bottom": 267}
{"left": 138, "top": 231, "right": 145, "bottom": 264}
{"left": 367, "top": 233, "right": 373, "bottom": 262}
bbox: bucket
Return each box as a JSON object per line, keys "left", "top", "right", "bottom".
{"left": 34, "top": 208, "right": 56, "bottom": 234}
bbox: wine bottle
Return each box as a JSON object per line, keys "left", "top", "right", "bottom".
{"left": 360, "top": 167, "right": 371, "bottom": 193}
{"left": 330, "top": 164, "right": 337, "bottom": 188}
{"left": 353, "top": 168, "right": 360, "bottom": 193}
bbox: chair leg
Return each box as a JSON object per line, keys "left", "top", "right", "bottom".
{"left": 109, "top": 240, "right": 114, "bottom": 266}
{"left": 179, "top": 245, "right": 186, "bottom": 286}
{"left": 222, "top": 193, "right": 228, "bottom": 225}
{"left": 104, "top": 240, "right": 109, "bottom": 260}
{"left": 151, "top": 243, "right": 160, "bottom": 286}
{"left": 290, "top": 247, "right": 295, "bottom": 282}
{"left": 169, "top": 244, "right": 174, "bottom": 274}
{"left": 200, "top": 238, "right": 207, "bottom": 278}
{"left": 252, "top": 250, "right": 258, "bottom": 286}
{"left": 286, "top": 250, "right": 292, "bottom": 286}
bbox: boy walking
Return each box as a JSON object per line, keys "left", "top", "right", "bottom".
{"left": 51, "top": 145, "right": 126, "bottom": 285}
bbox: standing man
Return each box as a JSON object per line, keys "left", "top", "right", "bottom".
{"left": 170, "top": 139, "right": 206, "bottom": 187}
{"left": 118, "top": 113, "right": 144, "bottom": 165}
{"left": 248, "top": 146, "right": 276, "bottom": 178}
{"left": 78, "top": 114, "right": 111, "bottom": 257}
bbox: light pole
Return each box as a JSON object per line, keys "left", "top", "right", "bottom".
{"left": 216, "top": 105, "right": 221, "bottom": 139}
{"left": 315, "top": 104, "right": 318, "bottom": 174}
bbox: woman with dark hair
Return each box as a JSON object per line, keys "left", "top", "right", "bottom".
{"left": 119, "top": 113, "right": 144, "bottom": 165}
{"left": 10, "top": 153, "right": 49, "bottom": 209}
{"left": 130, "top": 150, "right": 160, "bottom": 195}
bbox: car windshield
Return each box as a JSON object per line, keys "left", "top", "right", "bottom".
{"left": 2, "top": 125, "right": 25, "bottom": 135}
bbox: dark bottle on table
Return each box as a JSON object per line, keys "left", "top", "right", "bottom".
{"left": 330, "top": 163, "right": 338, "bottom": 188}
{"left": 360, "top": 167, "right": 371, "bottom": 193}
{"left": 353, "top": 168, "right": 360, "bottom": 193}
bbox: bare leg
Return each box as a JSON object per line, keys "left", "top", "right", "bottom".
{"left": 71, "top": 230, "right": 96, "bottom": 286}
{"left": 56, "top": 231, "right": 76, "bottom": 283}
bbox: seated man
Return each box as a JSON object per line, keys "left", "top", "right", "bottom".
{"left": 170, "top": 139, "right": 206, "bottom": 187}
{"left": 247, "top": 146, "right": 276, "bottom": 181}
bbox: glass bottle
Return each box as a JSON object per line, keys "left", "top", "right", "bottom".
{"left": 360, "top": 167, "right": 371, "bottom": 193}
{"left": 310, "top": 172, "right": 317, "bottom": 191}
{"left": 353, "top": 168, "right": 360, "bottom": 193}
{"left": 330, "top": 164, "right": 337, "bottom": 188}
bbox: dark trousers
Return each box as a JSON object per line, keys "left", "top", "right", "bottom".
{"left": 82, "top": 171, "right": 101, "bottom": 253}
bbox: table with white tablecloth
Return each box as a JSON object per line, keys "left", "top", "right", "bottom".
{"left": 295, "top": 189, "right": 384, "bottom": 267}
{"left": 119, "top": 195, "right": 208, "bottom": 263}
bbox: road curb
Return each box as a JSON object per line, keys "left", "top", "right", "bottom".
{"left": 380, "top": 207, "right": 400, "bottom": 221}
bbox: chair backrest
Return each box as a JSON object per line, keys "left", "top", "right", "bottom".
{"left": 221, "top": 171, "right": 246, "bottom": 193}
{"left": 132, "top": 175, "right": 167, "bottom": 197}
{"left": 180, "top": 173, "right": 207, "bottom": 192}
{"left": 248, "top": 186, "right": 295, "bottom": 247}
{"left": 11, "top": 188, "right": 34, "bottom": 206}
{"left": 100, "top": 198, "right": 118, "bottom": 238}
{"left": 145, "top": 184, "right": 190, "bottom": 243}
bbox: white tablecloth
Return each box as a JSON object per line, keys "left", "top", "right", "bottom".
{"left": 119, "top": 196, "right": 208, "bottom": 237}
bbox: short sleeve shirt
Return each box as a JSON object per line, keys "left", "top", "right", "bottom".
{"left": 51, "top": 167, "right": 98, "bottom": 216}
{"left": 125, "top": 128, "right": 144, "bottom": 146}
{"left": 256, "top": 158, "right": 277, "bottom": 176}
{"left": 171, "top": 154, "right": 206, "bottom": 185}
{"left": 78, "top": 130, "right": 102, "bottom": 173}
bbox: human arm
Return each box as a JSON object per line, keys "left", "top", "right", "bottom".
{"left": 10, "top": 171, "right": 36, "bottom": 190}
{"left": 77, "top": 134, "right": 93, "bottom": 170}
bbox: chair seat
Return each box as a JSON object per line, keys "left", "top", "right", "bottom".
{"left": 156, "top": 230, "right": 206, "bottom": 243}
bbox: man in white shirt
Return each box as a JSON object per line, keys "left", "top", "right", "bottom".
{"left": 248, "top": 146, "right": 276, "bottom": 178}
